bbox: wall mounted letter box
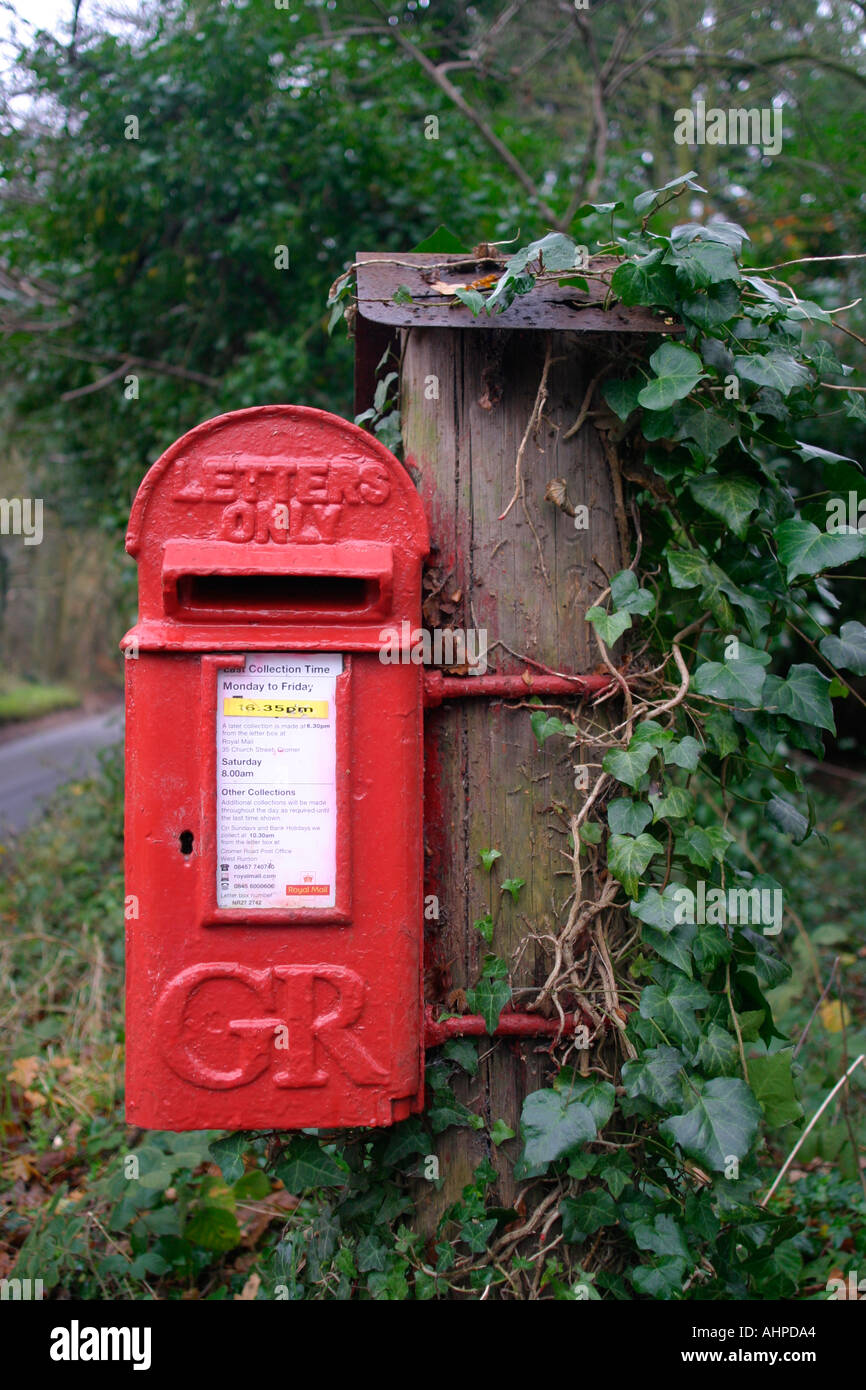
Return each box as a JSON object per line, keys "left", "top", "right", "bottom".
{"left": 123, "top": 406, "right": 429, "bottom": 1129}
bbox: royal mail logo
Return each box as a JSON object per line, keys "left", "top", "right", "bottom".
{"left": 286, "top": 881, "right": 330, "bottom": 895}
{"left": 155, "top": 962, "right": 387, "bottom": 1090}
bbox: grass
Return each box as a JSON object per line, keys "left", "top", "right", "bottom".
{"left": 0, "top": 752, "right": 864, "bottom": 1299}
{"left": 0, "top": 679, "right": 80, "bottom": 725}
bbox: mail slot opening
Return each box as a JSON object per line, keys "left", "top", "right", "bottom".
{"left": 176, "top": 573, "right": 377, "bottom": 614}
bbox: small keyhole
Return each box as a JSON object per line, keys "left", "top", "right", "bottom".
{"left": 179, "top": 830, "right": 194, "bottom": 856}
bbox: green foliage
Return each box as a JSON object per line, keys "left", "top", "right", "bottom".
{"left": 472, "top": 179, "right": 866, "bottom": 1298}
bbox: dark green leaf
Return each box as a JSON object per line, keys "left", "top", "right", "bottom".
{"left": 661, "top": 1077, "right": 762, "bottom": 1172}
{"left": 638, "top": 343, "right": 706, "bottom": 410}
{"left": 608, "top": 832, "right": 664, "bottom": 897}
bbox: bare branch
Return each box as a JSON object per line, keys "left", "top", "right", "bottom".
{"left": 370, "top": 0, "right": 564, "bottom": 229}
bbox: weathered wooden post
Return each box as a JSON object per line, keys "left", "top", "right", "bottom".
{"left": 355, "top": 252, "right": 676, "bottom": 1230}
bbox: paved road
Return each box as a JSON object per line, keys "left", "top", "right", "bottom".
{"left": 0, "top": 706, "right": 124, "bottom": 833}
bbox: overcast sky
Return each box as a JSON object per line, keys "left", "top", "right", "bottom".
{"left": 1, "top": 0, "right": 140, "bottom": 55}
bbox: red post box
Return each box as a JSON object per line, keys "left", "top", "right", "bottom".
{"left": 122, "top": 405, "right": 429, "bottom": 1130}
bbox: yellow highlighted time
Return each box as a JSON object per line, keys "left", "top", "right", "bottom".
{"left": 223, "top": 697, "right": 329, "bottom": 719}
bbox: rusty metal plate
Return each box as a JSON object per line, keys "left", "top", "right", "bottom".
{"left": 356, "top": 251, "right": 682, "bottom": 335}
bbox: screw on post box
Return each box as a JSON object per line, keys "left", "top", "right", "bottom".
{"left": 123, "top": 406, "right": 429, "bottom": 1131}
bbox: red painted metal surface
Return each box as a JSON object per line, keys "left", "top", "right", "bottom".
{"left": 123, "top": 406, "right": 429, "bottom": 1130}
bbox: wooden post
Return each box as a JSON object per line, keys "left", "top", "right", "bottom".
{"left": 354, "top": 251, "right": 675, "bottom": 1237}
{"left": 401, "top": 326, "right": 627, "bottom": 1226}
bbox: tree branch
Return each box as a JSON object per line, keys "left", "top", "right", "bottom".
{"left": 370, "top": 0, "right": 564, "bottom": 229}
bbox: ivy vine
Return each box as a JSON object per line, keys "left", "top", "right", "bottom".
{"left": 212, "top": 175, "right": 865, "bottom": 1300}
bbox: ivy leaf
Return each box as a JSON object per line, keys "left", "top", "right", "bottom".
{"left": 661, "top": 1077, "right": 762, "bottom": 1172}
{"left": 611, "top": 249, "right": 677, "bottom": 307}
{"left": 453, "top": 287, "right": 485, "bottom": 315}
{"left": 622, "top": 1046, "right": 687, "bottom": 1108}
{"left": 490, "top": 1119, "right": 515, "bottom": 1147}
{"left": 765, "top": 794, "right": 810, "bottom": 844}
{"left": 774, "top": 519, "right": 866, "bottom": 581}
{"left": 664, "top": 736, "right": 702, "bottom": 770}
{"left": 637, "top": 343, "right": 706, "bottom": 410}
{"left": 747, "top": 1050, "right": 803, "bottom": 1126}
{"left": 603, "top": 376, "right": 643, "bottom": 421}
{"left": 392, "top": 284, "right": 413, "bottom": 305}
{"left": 693, "top": 923, "right": 733, "bottom": 973}
{"left": 631, "top": 1256, "right": 688, "bottom": 1298}
{"left": 819, "top": 621, "right": 866, "bottom": 676}
{"left": 479, "top": 848, "right": 501, "bottom": 872}
{"left": 689, "top": 474, "right": 761, "bottom": 539}
{"left": 642, "top": 921, "right": 696, "bottom": 977}
{"left": 443, "top": 1038, "right": 479, "bottom": 1075}
{"left": 508, "top": 231, "right": 585, "bottom": 274}
{"left": 602, "top": 742, "right": 656, "bottom": 790}
{"left": 676, "top": 824, "right": 732, "bottom": 870}
{"left": 472, "top": 913, "right": 494, "bottom": 943}
{"left": 274, "top": 1137, "right": 347, "bottom": 1193}
{"left": 672, "top": 219, "right": 749, "bottom": 253}
{"left": 763, "top": 663, "right": 835, "bottom": 733}
{"left": 519, "top": 1088, "right": 597, "bottom": 1171}
{"left": 357, "top": 1233, "right": 389, "bottom": 1273}
{"left": 673, "top": 402, "right": 737, "bottom": 461}
{"left": 586, "top": 606, "right": 632, "bottom": 645}
{"left": 734, "top": 350, "right": 812, "bottom": 397}
{"left": 185, "top": 1205, "right": 242, "bottom": 1253}
{"left": 382, "top": 1118, "right": 430, "bottom": 1166}
{"left": 639, "top": 976, "right": 710, "bottom": 1050}
{"left": 704, "top": 711, "right": 740, "bottom": 758}
{"left": 428, "top": 1091, "right": 485, "bottom": 1134}
{"left": 666, "top": 548, "right": 706, "bottom": 589}
{"left": 530, "top": 708, "right": 577, "bottom": 746}
{"left": 465, "top": 965, "right": 512, "bottom": 1034}
{"left": 608, "top": 832, "right": 664, "bottom": 897}
{"left": 694, "top": 1023, "right": 738, "bottom": 1077}
{"left": 232, "top": 1169, "right": 271, "bottom": 1201}
{"left": 632, "top": 1211, "right": 690, "bottom": 1261}
{"left": 630, "top": 720, "right": 675, "bottom": 748}
{"left": 681, "top": 280, "right": 740, "bottom": 331}
{"left": 692, "top": 659, "right": 766, "bottom": 706}
{"left": 844, "top": 391, "right": 866, "bottom": 422}
{"left": 607, "top": 797, "right": 653, "bottom": 836}
{"left": 630, "top": 884, "right": 689, "bottom": 933}
{"left": 633, "top": 170, "right": 705, "bottom": 214}
{"left": 561, "top": 1189, "right": 618, "bottom": 1243}
{"left": 793, "top": 440, "right": 859, "bottom": 466}
{"left": 668, "top": 239, "right": 739, "bottom": 288}
{"left": 610, "top": 569, "right": 655, "bottom": 615}
{"left": 209, "top": 1133, "right": 248, "bottom": 1185}
{"left": 553, "top": 1072, "right": 616, "bottom": 1128}
{"left": 500, "top": 877, "right": 526, "bottom": 903}
{"left": 650, "top": 786, "right": 696, "bottom": 822}
{"left": 412, "top": 226, "right": 466, "bottom": 254}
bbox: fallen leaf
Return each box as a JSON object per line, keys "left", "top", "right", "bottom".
{"left": 7, "top": 1057, "right": 40, "bottom": 1088}
{"left": 3, "top": 1156, "right": 35, "bottom": 1182}
{"left": 819, "top": 999, "right": 852, "bottom": 1033}
{"left": 234, "top": 1273, "right": 261, "bottom": 1301}
{"left": 23, "top": 1089, "right": 47, "bottom": 1109}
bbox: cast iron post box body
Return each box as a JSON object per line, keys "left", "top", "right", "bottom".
{"left": 123, "top": 405, "right": 429, "bottom": 1130}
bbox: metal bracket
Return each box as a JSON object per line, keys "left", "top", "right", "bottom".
{"left": 423, "top": 667, "right": 624, "bottom": 707}
{"left": 424, "top": 1005, "right": 585, "bottom": 1047}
